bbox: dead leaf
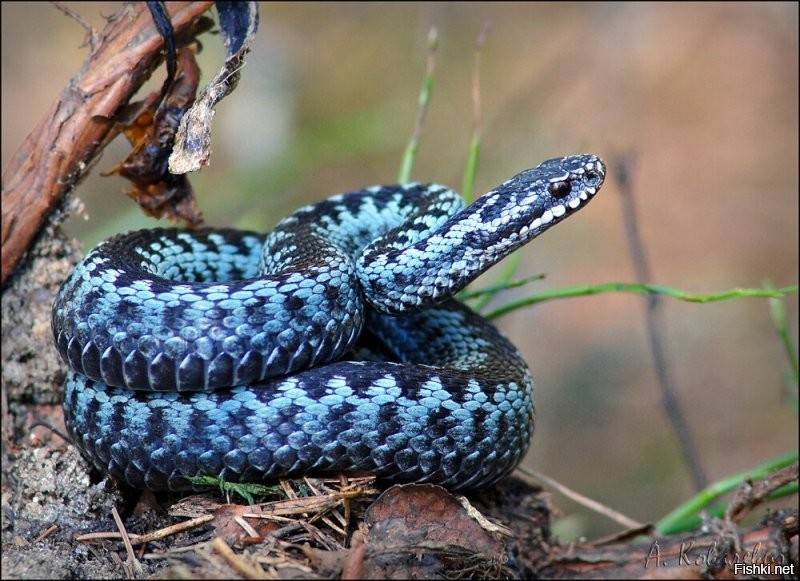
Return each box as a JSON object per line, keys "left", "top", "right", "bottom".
{"left": 361, "top": 484, "right": 509, "bottom": 578}
{"left": 108, "top": 47, "right": 203, "bottom": 226}
{"left": 213, "top": 504, "right": 280, "bottom": 546}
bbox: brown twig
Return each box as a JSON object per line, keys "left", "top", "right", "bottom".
{"left": 472, "top": 23, "right": 490, "bottom": 145}
{"left": 413, "top": 27, "right": 438, "bottom": 150}
{"left": 1, "top": 1, "right": 214, "bottom": 289}
{"left": 517, "top": 466, "right": 645, "bottom": 530}
{"left": 212, "top": 537, "right": 267, "bottom": 579}
{"left": 615, "top": 153, "right": 709, "bottom": 491}
{"left": 725, "top": 461, "right": 799, "bottom": 524}
{"left": 111, "top": 506, "right": 143, "bottom": 579}
{"left": 51, "top": 2, "right": 99, "bottom": 50}
{"left": 75, "top": 514, "right": 214, "bottom": 545}
{"left": 33, "top": 524, "right": 59, "bottom": 544}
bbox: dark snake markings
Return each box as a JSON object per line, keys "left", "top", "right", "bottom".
{"left": 52, "top": 154, "right": 605, "bottom": 491}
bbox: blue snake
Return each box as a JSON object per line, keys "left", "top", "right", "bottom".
{"left": 52, "top": 154, "right": 605, "bottom": 491}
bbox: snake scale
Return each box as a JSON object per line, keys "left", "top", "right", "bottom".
{"left": 52, "top": 154, "right": 605, "bottom": 491}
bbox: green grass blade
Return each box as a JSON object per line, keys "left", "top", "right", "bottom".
{"left": 470, "top": 252, "right": 523, "bottom": 312}
{"left": 398, "top": 28, "right": 438, "bottom": 184}
{"left": 655, "top": 482, "right": 798, "bottom": 534}
{"left": 461, "top": 24, "right": 488, "bottom": 202}
{"left": 459, "top": 273, "right": 546, "bottom": 300}
{"left": 461, "top": 133, "right": 481, "bottom": 203}
{"left": 484, "top": 283, "right": 799, "bottom": 320}
{"left": 768, "top": 288, "right": 799, "bottom": 394}
{"left": 654, "top": 450, "right": 798, "bottom": 535}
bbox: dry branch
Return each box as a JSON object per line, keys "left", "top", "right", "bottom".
{"left": 0, "top": 1, "right": 214, "bottom": 289}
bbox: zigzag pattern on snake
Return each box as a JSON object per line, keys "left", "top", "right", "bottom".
{"left": 52, "top": 154, "right": 605, "bottom": 491}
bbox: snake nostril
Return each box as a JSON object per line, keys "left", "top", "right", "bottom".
{"left": 584, "top": 170, "right": 603, "bottom": 187}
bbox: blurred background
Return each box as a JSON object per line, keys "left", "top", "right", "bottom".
{"left": 3, "top": 2, "right": 797, "bottom": 538}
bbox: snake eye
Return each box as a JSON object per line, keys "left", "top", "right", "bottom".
{"left": 548, "top": 180, "right": 571, "bottom": 199}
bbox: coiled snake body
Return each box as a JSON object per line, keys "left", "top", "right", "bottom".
{"left": 52, "top": 154, "right": 605, "bottom": 490}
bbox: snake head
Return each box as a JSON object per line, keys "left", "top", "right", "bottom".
{"left": 539, "top": 154, "right": 604, "bottom": 198}
{"left": 468, "top": 153, "right": 605, "bottom": 253}
{"left": 516, "top": 153, "right": 605, "bottom": 223}
{"left": 464, "top": 154, "right": 605, "bottom": 251}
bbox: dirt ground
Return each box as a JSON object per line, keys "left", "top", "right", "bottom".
{"left": 0, "top": 201, "right": 136, "bottom": 578}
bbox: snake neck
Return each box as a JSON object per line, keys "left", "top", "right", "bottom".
{"left": 357, "top": 154, "right": 605, "bottom": 314}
